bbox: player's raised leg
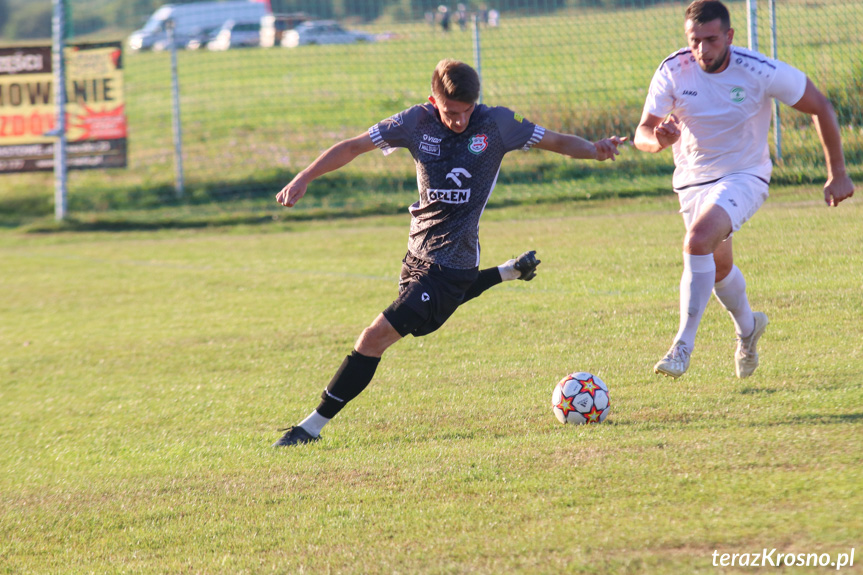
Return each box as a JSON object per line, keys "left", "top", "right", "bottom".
{"left": 462, "top": 250, "right": 541, "bottom": 304}
{"left": 710, "top": 227, "right": 768, "bottom": 378}
{"left": 734, "top": 311, "right": 768, "bottom": 378}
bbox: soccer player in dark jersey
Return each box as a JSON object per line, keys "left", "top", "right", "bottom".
{"left": 272, "top": 59, "right": 626, "bottom": 446}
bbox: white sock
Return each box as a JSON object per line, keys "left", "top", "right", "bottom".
{"left": 674, "top": 252, "right": 716, "bottom": 351}
{"left": 298, "top": 410, "right": 330, "bottom": 437}
{"left": 498, "top": 259, "right": 520, "bottom": 281}
{"left": 713, "top": 265, "right": 754, "bottom": 338}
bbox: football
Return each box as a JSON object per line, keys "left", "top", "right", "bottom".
{"left": 551, "top": 372, "right": 610, "bottom": 424}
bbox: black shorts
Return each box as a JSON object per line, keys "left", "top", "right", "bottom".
{"left": 382, "top": 252, "right": 479, "bottom": 337}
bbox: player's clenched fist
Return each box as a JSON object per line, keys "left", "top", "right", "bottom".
{"left": 654, "top": 114, "right": 680, "bottom": 149}
{"left": 823, "top": 172, "right": 855, "bottom": 207}
{"left": 276, "top": 179, "right": 307, "bottom": 208}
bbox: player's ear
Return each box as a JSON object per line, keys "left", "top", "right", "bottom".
{"left": 428, "top": 95, "right": 437, "bottom": 107}
{"left": 727, "top": 27, "right": 734, "bottom": 44}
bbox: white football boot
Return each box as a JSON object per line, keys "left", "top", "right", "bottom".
{"left": 735, "top": 312, "right": 768, "bottom": 378}
{"left": 654, "top": 341, "right": 691, "bottom": 379}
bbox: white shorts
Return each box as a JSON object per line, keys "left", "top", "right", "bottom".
{"left": 676, "top": 173, "right": 769, "bottom": 234}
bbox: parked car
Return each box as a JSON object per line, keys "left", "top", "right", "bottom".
{"left": 281, "top": 20, "right": 375, "bottom": 48}
{"left": 207, "top": 20, "right": 261, "bottom": 51}
{"left": 260, "top": 13, "right": 308, "bottom": 48}
{"left": 185, "top": 26, "right": 219, "bottom": 50}
{"left": 128, "top": 1, "right": 267, "bottom": 51}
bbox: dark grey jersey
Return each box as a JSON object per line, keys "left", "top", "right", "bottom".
{"left": 369, "top": 103, "right": 545, "bottom": 269}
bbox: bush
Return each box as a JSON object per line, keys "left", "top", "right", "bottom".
{"left": 4, "top": 3, "right": 53, "bottom": 40}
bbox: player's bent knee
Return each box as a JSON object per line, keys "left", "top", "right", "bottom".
{"left": 684, "top": 229, "right": 725, "bottom": 256}
{"left": 355, "top": 314, "right": 402, "bottom": 357}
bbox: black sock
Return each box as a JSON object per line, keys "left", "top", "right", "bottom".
{"left": 316, "top": 350, "right": 381, "bottom": 419}
{"left": 462, "top": 267, "right": 503, "bottom": 304}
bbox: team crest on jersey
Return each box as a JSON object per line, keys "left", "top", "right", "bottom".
{"left": 468, "top": 134, "right": 488, "bottom": 154}
{"left": 730, "top": 87, "right": 746, "bottom": 103}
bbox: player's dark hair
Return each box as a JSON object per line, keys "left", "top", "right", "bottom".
{"left": 431, "top": 59, "right": 480, "bottom": 104}
{"left": 685, "top": 0, "right": 731, "bottom": 30}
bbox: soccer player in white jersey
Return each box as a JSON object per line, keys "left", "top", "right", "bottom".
{"left": 271, "top": 59, "right": 626, "bottom": 446}
{"left": 634, "top": 0, "right": 854, "bottom": 379}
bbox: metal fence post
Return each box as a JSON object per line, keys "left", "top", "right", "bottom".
{"left": 769, "top": 0, "right": 782, "bottom": 161}
{"left": 166, "top": 18, "right": 185, "bottom": 198}
{"left": 747, "top": 0, "right": 758, "bottom": 52}
{"left": 473, "top": 13, "right": 483, "bottom": 105}
{"left": 51, "top": 0, "right": 67, "bottom": 221}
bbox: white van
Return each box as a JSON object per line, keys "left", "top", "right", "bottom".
{"left": 128, "top": 1, "right": 269, "bottom": 51}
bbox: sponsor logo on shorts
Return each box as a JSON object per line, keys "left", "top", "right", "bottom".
{"left": 421, "top": 293, "right": 430, "bottom": 302}
{"left": 468, "top": 134, "right": 488, "bottom": 154}
{"left": 514, "top": 112, "right": 524, "bottom": 123}
{"left": 730, "top": 87, "right": 746, "bottom": 103}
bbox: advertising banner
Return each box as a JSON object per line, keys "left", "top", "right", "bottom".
{"left": 0, "top": 42, "right": 127, "bottom": 173}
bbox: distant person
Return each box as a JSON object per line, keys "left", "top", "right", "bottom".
{"left": 272, "top": 59, "right": 626, "bottom": 446}
{"left": 633, "top": 0, "right": 854, "bottom": 379}
{"left": 477, "top": 7, "right": 488, "bottom": 26}
{"left": 488, "top": 9, "right": 499, "bottom": 27}
{"left": 439, "top": 5, "right": 450, "bottom": 32}
{"left": 456, "top": 3, "right": 468, "bottom": 30}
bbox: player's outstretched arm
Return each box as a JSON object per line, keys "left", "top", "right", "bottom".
{"left": 790, "top": 78, "right": 855, "bottom": 207}
{"left": 277, "top": 132, "right": 376, "bottom": 208}
{"left": 634, "top": 110, "right": 680, "bottom": 153}
{"left": 534, "top": 130, "right": 626, "bottom": 161}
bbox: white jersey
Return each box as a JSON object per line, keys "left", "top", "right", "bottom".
{"left": 644, "top": 45, "right": 806, "bottom": 190}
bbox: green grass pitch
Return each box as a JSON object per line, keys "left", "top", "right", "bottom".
{"left": 1, "top": 189, "right": 861, "bottom": 573}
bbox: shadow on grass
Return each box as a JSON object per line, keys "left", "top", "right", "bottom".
{"left": 739, "top": 387, "right": 780, "bottom": 395}
{"left": 766, "top": 412, "right": 863, "bottom": 426}
{"left": 6, "top": 161, "right": 676, "bottom": 233}
{"left": 23, "top": 204, "right": 412, "bottom": 233}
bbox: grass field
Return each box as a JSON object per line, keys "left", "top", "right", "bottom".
{"left": 1, "top": 2, "right": 861, "bottom": 570}
{"left": 2, "top": 187, "right": 861, "bottom": 573}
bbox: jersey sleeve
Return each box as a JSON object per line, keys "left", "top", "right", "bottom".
{"left": 368, "top": 106, "right": 419, "bottom": 156}
{"left": 643, "top": 60, "right": 675, "bottom": 118}
{"left": 493, "top": 107, "right": 546, "bottom": 152}
{"left": 766, "top": 59, "right": 807, "bottom": 106}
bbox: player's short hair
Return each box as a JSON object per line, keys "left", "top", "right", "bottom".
{"left": 685, "top": 0, "right": 731, "bottom": 30}
{"left": 431, "top": 59, "right": 480, "bottom": 104}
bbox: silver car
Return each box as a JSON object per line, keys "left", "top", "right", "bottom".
{"left": 207, "top": 20, "right": 261, "bottom": 51}
{"left": 282, "top": 20, "right": 375, "bottom": 48}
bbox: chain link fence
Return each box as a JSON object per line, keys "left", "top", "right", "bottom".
{"left": 2, "top": 0, "right": 861, "bottom": 218}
